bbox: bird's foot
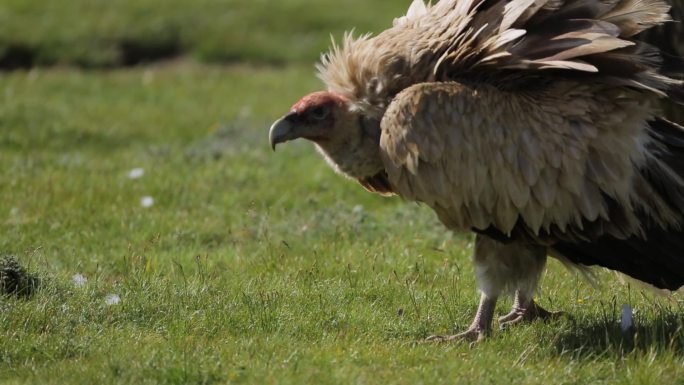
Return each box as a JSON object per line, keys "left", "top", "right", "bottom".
{"left": 426, "top": 293, "right": 496, "bottom": 344}
{"left": 498, "top": 300, "right": 565, "bottom": 330}
{"left": 426, "top": 327, "right": 488, "bottom": 343}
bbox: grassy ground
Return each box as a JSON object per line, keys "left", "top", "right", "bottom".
{"left": 1, "top": 62, "right": 683, "bottom": 385}
{"left": 1, "top": 0, "right": 684, "bottom": 383}
{"left": 0, "top": 0, "right": 405, "bottom": 68}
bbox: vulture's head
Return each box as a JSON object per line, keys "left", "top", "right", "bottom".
{"left": 269, "top": 91, "right": 353, "bottom": 150}
{"left": 269, "top": 91, "right": 385, "bottom": 181}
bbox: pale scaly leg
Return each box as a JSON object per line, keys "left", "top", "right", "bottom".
{"left": 427, "top": 235, "right": 505, "bottom": 343}
{"left": 427, "top": 235, "right": 551, "bottom": 342}
{"left": 427, "top": 293, "right": 497, "bottom": 342}
{"left": 495, "top": 242, "right": 560, "bottom": 329}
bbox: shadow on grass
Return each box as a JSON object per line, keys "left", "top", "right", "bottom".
{"left": 0, "top": 33, "right": 182, "bottom": 71}
{"left": 0, "top": 44, "right": 36, "bottom": 70}
{"left": 552, "top": 302, "right": 684, "bottom": 358}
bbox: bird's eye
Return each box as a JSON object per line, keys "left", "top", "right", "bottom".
{"left": 309, "top": 106, "right": 330, "bottom": 120}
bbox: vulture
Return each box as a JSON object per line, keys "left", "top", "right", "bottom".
{"left": 269, "top": 0, "right": 684, "bottom": 341}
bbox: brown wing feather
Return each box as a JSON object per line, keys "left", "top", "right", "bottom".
{"left": 379, "top": 81, "right": 682, "bottom": 239}
{"left": 319, "top": 0, "right": 680, "bottom": 119}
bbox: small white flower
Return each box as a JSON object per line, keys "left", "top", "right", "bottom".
{"left": 128, "top": 168, "right": 145, "bottom": 179}
{"left": 72, "top": 273, "right": 87, "bottom": 287}
{"left": 140, "top": 196, "right": 154, "bottom": 208}
{"left": 105, "top": 294, "right": 121, "bottom": 306}
{"left": 621, "top": 304, "right": 633, "bottom": 332}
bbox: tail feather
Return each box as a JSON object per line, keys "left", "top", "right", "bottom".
{"left": 638, "top": 0, "right": 684, "bottom": 124}
{"left": 645, "top": 118, "right": 684, "bottom": 212}
{"left": 552, "top": 229, "right": 684, "bottom": 290}
{"left": 553, "top": 118, "right": 684, "bottom": 290}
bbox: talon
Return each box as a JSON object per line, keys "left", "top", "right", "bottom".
{"left": 458, "top": 328, "right": 487, "bottom": 342}
{"left": 527, "top": 301, "right": 566, "bottom": 321}
{"left": 427, "top": 293, "right": 496, "bottom": 343}
{"left": 498, "top": 307, "right": 525, "bottom": 323}
{"left": 425, "top": 329, "right": 488, "bottom": 343}
{"left": 498, "top": 300, "right": 566, "bottom": 329}
{"left": 425, "top": 328, "right": 487, "bottom": 343}
{"left": 425, "top": 334, "right": 449, "bottom": 342}
{"left": 499, "top": 315, "right": 524, "bottom": 330}
{"left": 425, "top": 334, "right": 460, "bottom": 343}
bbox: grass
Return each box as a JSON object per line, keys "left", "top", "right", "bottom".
{"left": 0, "top": 62, "right": 683, "bottom": 384}
{"left": 0, "top": 0, "right": 406, "bottom": 68}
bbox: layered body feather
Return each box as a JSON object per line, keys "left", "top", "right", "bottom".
{"left": 380, "top": 81, "right": 679, "bottom": 237}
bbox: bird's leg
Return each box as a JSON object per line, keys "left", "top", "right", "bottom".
{"left": 427, "top": 293, "right": 497, "bottom": 343}
{"left": 427, "top": 236, "right": 554, "bottom": 342}
{"left": 498, "top": 290, "right": 557, "bottom": 326}
{"left": 456, "top": 292, "right": 497, "bottom": 341}
{"left": 495, "top": 244, "right": 564, "bottom": 329}
{"left": 427, "top": 235, "right": 505, "bottom": 343}
{"left": 498, "top": 290, "right": 530, "bottom": 323}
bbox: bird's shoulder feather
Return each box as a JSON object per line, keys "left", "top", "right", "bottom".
{"left": 379, "top": 81, "right": 679, "bottom": 237}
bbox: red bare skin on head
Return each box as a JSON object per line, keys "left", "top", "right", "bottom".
{"left": 285, "top": 91, "right": 350, "bottom": 143}
{"left": 291, "top": 91, "right": 347, "bottom": 114}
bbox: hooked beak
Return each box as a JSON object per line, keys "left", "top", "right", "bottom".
{"left": 269, "top": 113, "right": 298, "bottom": 151}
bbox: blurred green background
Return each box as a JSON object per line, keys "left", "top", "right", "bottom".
{"left": 0, "top": 0, "right": 405, "bottom": 68}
